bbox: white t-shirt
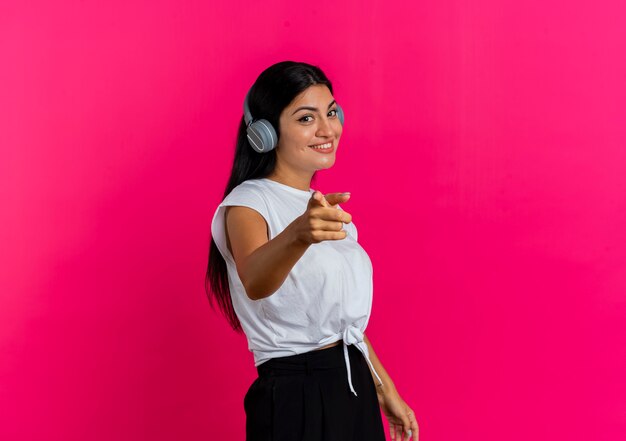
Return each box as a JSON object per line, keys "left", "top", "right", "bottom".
{"left": 210, "top": 177, "right": 382, "bottom": 396}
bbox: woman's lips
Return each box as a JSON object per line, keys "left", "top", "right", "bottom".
{"left": 308, "top": 142, "right": 334, "bottom": 154}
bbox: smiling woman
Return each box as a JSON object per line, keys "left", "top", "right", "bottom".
{"left": 271, "top": 83, "right": 343, "bottom": 181}
{"left": 206, "top": 61, "right": 419, "bottom": 441}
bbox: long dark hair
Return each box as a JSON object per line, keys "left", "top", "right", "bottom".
{"left": 205, "top": 61, "right": 335, "bottom": 332}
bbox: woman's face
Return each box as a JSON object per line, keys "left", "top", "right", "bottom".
{"left": 276, "top": 84, "right": 343, "bottom": 175}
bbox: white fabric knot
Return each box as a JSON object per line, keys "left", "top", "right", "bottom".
{"left": 342, "top": 325, "right": 363, "bottom": 346}
{"left": 341, "top": 325, "right": 384, "bottom": 397}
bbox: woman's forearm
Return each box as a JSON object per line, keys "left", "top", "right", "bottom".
{"left": 240, "top": 221, "right": 310, "bottom": 300}
{"left": 364, "top": 333, "right": 398, "bottom": 398}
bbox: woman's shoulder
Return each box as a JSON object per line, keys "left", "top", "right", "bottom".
{"left": 216, "top": 180, "right": 273, "bottom": 218}
{"left": 224, "top": 179, "right": 266, "bottom": 200}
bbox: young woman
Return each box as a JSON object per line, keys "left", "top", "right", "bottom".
{"left": 206, "top": 61, "right": 419, "bottom": 441}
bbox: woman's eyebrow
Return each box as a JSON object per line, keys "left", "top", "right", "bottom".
{"left": 291, "top": 100, "right": 336, "bottom": 115}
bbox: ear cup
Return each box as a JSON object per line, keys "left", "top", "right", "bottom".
{"left": 243, "top": 89, "right": 278, "bottom": 153}
{"left": 335, "top": 104, "right": 345, "bottom": 125}
{"left": 246, "top": 119, "right": 278, "bottom": 153}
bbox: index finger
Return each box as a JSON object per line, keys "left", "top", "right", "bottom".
{"left": 324, "top": 192, "right": 351, "bottom": 207}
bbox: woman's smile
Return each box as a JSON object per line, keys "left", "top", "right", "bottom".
{"left": 308, "top": 141, "right": 335, "bottom": 153}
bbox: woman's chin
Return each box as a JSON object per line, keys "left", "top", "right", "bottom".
{"left": 315, "top": 154, "right": 337, "bottom": 168}
{"left": 314, "top": 160, "right": 336, "bottom": 171}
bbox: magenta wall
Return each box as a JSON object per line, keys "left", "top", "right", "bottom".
{"left": 1, "top": 1, "right": 625, "bottom": 440}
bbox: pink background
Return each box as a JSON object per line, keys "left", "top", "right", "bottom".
{"left": 1, "top": 1, "right": 625, "bottom": 440}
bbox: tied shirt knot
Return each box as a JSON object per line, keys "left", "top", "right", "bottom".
{"left": 341, "top": 325, "right": 384, "bottom": 396}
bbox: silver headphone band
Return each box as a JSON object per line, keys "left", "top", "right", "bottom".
{"left": 243, "top": 89, "right": 253, "bottom": 126}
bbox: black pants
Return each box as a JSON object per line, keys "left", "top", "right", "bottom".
{"left": 244, "top": 341, "right": 387, "bottom": 441}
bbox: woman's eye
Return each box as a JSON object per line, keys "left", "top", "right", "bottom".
{"left": 299, "top": 115, "right": 313, "bottom": 123}
{"left": 328, "top": 109, "right": 338, "bottom": 117}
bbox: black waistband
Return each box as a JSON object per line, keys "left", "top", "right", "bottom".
{"left": 257, "top": 341, "right": 355, "bottom": 377}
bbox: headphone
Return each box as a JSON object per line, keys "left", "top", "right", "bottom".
{"left": 243, "top": 88, "right": 345, "bottom": 153}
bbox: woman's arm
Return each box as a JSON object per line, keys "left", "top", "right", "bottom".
{"left": 363, "top": 333, "right": 398, "bottom": 398}
{"left": 364, "top": 333, "right": 420, "bottom": 441}
{"left": 226, "top": 205, "right": 309, "bottom": 300}
{"left": 226, "top": 191, "right": 351, "bottom": 300}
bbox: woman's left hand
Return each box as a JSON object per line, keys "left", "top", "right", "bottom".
{"left": 378, "top": 389, "right": 419, "bottom": 441}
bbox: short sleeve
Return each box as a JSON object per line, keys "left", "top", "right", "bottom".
{"left": 210, "top": 186, "right": 270, "bottom": 264}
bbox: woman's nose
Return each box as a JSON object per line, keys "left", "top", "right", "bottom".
{"left": 316, "top": 116, "right": 334, "bottom": 137}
